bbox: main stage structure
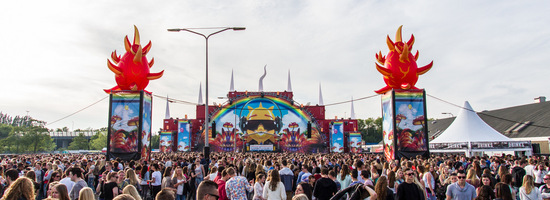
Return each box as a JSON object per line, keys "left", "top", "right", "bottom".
{"left": 160, "top": 74, "right": 361, "bottom": 153}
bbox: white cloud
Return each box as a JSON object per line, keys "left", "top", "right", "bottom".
{"left": 397, "top": 104, "right": 422, "bottom": 130}
{"left": 281, "top": 113, "right": 306, "bottom": 131}
{"left": 112, "top": 105, "right": 137, "bottom": 132}
{"left": 178, "top": 141, "right": 188, "bottom": 151}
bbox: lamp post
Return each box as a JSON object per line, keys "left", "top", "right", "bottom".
{"left": 168, "top": 27, "right": 245, "bottom": 158}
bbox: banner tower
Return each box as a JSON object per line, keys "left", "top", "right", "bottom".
{"left": 375, "top": 26, "right": 433, "bottom": 160}
{"left": 105, "top": 26, "right": 164, "bottom": 161}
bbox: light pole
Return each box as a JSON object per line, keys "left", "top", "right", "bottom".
{"left": 168, "top": 27, "right": 245, "bottom": 158}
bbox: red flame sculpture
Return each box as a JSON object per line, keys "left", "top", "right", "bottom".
{"left": 374, "top": 26, "right": 433, "bottom": 94}
{"left": 105, "top": 26, "right": 164, "bottom": 93}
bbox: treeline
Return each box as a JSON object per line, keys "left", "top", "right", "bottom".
{"left": 0, "top": 112, "right": 54, "bottom": 153}
{"left": 0, "top": 112, "right": 45, "bottom": 128}
{"left": 0, "top": 110, "right": 377, "bottom": 153}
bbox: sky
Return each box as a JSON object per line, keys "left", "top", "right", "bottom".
{"left": 1, "top": 0, "right": 550, "bottom": 133}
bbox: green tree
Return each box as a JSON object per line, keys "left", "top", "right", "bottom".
{"left": 68, "top": 133, "right": 89, "bottom": 150}
{"left": 0, "top": 124, "right": 12, "bottom": 138}
{"left": 151, "top": 134, "right": 159, "bottom": 149}
{"left": 0, "top": 131, "right": 21, "bottom": 153}
{"left": 0, "top": 124, "right": 55, "bottom": 153}
{"left": 90, "top": 130, "right": 108, "bottom": 150}
{"left": 23, "top": 125, "right": 56, "bottom": 153}
{"left": 358, "top": 117, "right": 383, "bottom": 143}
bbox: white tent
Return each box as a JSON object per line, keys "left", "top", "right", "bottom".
{"left": 430, "top": 101, "right": 531, "bottom": 156}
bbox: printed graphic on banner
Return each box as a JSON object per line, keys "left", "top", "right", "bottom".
{"left": 177, "top": 120, "right": 191, "bottom": 152}
{"left": 349, "top": 132, "right": 362, "bottom": 153}
{"left": 141, "top": 93, "right": 152, "bottom": 160}
{"left": 203, "top": 96, "right": 324, "bottom": 152}
{"left": 109, "top": 92, "right": 140, "bottom": 153}
{"left": 331, "top": 121, "right": 344, "bottom": 153}
{"left": 382, "top": 92, "right": 394, "bottom": 160}
{"left": 159, "top": 131, "right": 172, "bottom": 153}
{"left": 394, "top": 90, "right": 428, "bottom": 152}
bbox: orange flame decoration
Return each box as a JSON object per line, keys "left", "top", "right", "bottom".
{"left": 141, "top": 130, "right": 150, "bottom": 159}
{"left": 141, "top": 144, "right": 148, "bottom": 158}
{"left": 384, "top": 130, "right": 394, "bottom": 160}
{"left": 210, "top": 122, "right": 244, "bottom": 152}
{"left": 110, "top": 130, "right": 138, "bottom": 152}
{"left": 206, "top": 121, "right": 321, "bottom": 152}
{"left": 375, "top": 25, "right": 433, "bottom": 94}
{"left": 397, "top": 128, "right": 426, "bottom": 151}
{"left": 105, "top": 26, "right": 164, "bottom": 93}
{"left": 279, "top": 122, "right": 313, "bottom": 152}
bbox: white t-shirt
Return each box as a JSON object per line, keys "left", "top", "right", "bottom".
{"left": 176, "top": 178, "right": 185, "bottom": 195}
{"left": 60, "top": 177, "right": 75, "bottom": 192}
{"left": 423, "top": 172, "right": 435, "bottom": 189}
{"left": 525, "top": 165, "right": 535, "bottom": 176}
{"left": 534, "top": 169, "right": 547, "bottom": 184}
{"left": 262, "top": 181, "right": 286, "bottom": 200}
{"left": 152, "top": 171, "right": 162, "bottom": 186}
{"left": 88, "top": 165, "right": 96, "bottom": 178}
{"left": 209, "top": 172, "right": 218, "bottom": 181}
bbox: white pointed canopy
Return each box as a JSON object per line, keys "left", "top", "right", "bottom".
{"left": 431, "top": 101, "right": 512, "bottom": 143}
{"left": 198, "top": 82, "right": 203, "bottom": 105}
{"left": 350, "top": 96, "right": 356, "bottom": 119}
{"left": 287, "top": 70, "right": 292, "bottom": 92}
{"left": 165, "top": 95, "right": 170, "bottom": 119}
{"left": 318, "top": 83, "right": 324, "bottom": 106}
{"left": 230, "top": 69, "right": 235, "bottom": 91}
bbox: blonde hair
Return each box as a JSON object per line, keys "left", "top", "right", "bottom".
{"left": 172, "top": 166, "right": 185, "bottom": 180}
{"left": 3, "top": 177, "right": 35, "bottom": 200}
{"left": 466, "top": 168, "right": 478, "bottom": 184}
{"left": 522, "top": 175, "right": 534, "bottom": 194}
{"left": 292, "top": 194, "right": 309, "bottom": 200}
{"left": 78, "top": 187, "right": 95, "bottom": 200}
{"left": 125, "top": 169, "right": 140, "bottom": 186}
{"left": 122, "top": 185, "right": 142, "bottom": 200}
{"left": 113, "top": 194, "right": 136, "bottom": 200}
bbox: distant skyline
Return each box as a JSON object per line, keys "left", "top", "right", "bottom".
{"left": 1, "top": 0, "right": 549, "bottom": 133}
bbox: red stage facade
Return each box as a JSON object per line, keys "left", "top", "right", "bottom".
{"left": 162, "top": 91, "right": 358, "bottom": 153}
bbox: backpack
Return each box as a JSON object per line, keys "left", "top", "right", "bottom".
{"left": 182, "top": 179, "right": 190, "bottom": 195}
{"left": 511, "top": 167, "right": 525, "bottom": 188}
{"left": 435, "top": 183, "right": 449, "bottom": 200}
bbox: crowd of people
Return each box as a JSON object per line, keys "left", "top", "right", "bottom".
{"left": 0, "top": 152, "right": 549, "bottom": 200}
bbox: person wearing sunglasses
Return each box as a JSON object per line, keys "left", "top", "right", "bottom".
{"left": 197, "top": 180, "right": 219, "bottom": 200}
{"left": 104, "top": 172, "right": 120, "bottom": 200}
{"left": 445, "top": 170, "right": 476, "bottom": 200}
{"left": 395, "top": 168, "right": 424, "bottom": 200}
{"left": 540, "top": 174, "right": 550, "bottom": 200}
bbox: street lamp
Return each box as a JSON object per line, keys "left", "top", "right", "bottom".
{"left": 168, "top": 27, "right": 245, "bottom": 158}
{"left": 442, "top": 112, "right": 454, "bottom": 117}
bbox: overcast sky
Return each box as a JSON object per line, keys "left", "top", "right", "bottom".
{"left": 1, "top": 0, "right": 549, "bottom": 132}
